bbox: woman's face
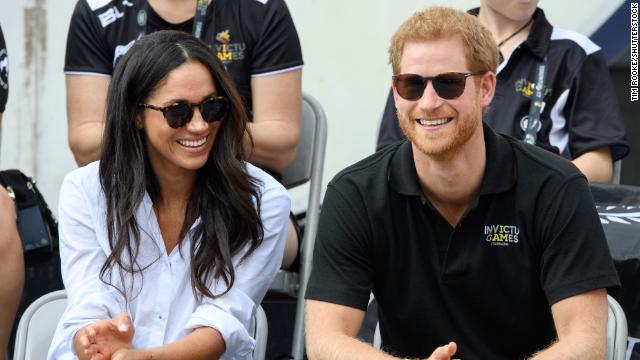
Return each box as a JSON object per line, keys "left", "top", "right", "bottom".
{"left": 482, "top": 0, "right": 539, "bottom": 22}
{"left": 140, "top": 60, "right": 222, "bottom": 177}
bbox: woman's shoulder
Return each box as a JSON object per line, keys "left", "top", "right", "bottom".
{"left": 244, "top": 162, "right": 290, "bottom": 203}
{"left": 62, "top": 160, "right": 102, "bottom": 196}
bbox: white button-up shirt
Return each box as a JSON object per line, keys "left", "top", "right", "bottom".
{"left": 47, "top": 161, "right": 290, "bottom": 359}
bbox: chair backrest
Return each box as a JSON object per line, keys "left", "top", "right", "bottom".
{"left": 13, "top": 290, "right": 269, "bottom": 360}
{"left": 613, "top": 160, "right": 622, "bottom": 185}
{"left": 285, "top": 93, "right": 328, "bottom": 360}
{"left": 13, "top": 290, "right": 66, "bottom": 360}
{"left": 606, "top": 295, "right": 628, "bottom": 360}
{"left": 371, "top": 295, "right": 628, "bottom": 359}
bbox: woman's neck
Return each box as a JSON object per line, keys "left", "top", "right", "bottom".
{"left": 477, "top": 6, "right": 533, "bottom": 61}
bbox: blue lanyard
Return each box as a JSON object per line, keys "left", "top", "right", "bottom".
{"left": 137, "top": 0, "right": 211, "bottom": 40}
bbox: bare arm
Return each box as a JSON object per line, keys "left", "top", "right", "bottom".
{"left": 529, "top": 288, "right": 608, "bottom": 360}
{"left": 246, "top": 69, "right": 301, "bottom": 174}
{"left": 66, "top": 74, "right": 110, "bottom": 166}
{"left": 113, "top": 327, "right": 225, "bottom": 360}
{"left": 305, "top": 300, "right": 456, "bottom": 360}
{"left": 571, "top": 147, "right": 613, "bottom": 183}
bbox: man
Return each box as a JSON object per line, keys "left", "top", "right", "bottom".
{"left": 305, "top": 7, "right": 619, "bottom": 360}
{"left": 64, "top": 0, "right": 303, "bottom": 268}
{"left": 0, "top": 24, "right": 25, "bottom": 360}
{"left": 376, "top": 0, "right": 629, "bottom": 183}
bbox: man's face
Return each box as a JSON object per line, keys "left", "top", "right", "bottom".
{"left": 393, "top": 37, "right": 493, "bottom": 158}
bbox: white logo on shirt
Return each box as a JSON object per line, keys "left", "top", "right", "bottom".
{"left": 113, "top": 39, "right": 136, "bottom": 66}
{"left": 98, "top": 6, "right": 125, "bottom": 28}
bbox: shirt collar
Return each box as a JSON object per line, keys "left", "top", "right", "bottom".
{"left": 388, "top": 123, "right": 516, "bottom": 198}
{"left": 468, "top": 7, "right": 552, "bottom": 60}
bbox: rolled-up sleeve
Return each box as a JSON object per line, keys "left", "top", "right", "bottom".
{"left": 48, "top": 167, "right": 125, "bottom": 359}
{"left": 185, "top": 167, "right": 290, "bottom": 358}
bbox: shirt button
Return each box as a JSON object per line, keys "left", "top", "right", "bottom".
{"left": 158, "top": 314, "right": 164, "bottom": 320}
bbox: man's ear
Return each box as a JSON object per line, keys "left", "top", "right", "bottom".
{"left": 391, "top": 79, "right": 399, "bottom": 104}
{"left": 479, "top": 71, "right": 496, "bottom": 108}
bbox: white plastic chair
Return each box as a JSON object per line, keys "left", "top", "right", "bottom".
{"left": 13, "top": 290, "right": 269, "bottom": 360}
{"left": 265, "top": 93, "right": 327, "bottom": 360}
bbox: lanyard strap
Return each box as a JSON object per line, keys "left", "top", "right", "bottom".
{"left": 523, "top": 56, "right": 548, "bottom": 145}
{"left": 193, "top": 0, "right": 209, "bottom": 39}
{"left": 138, "top": 0, "right": 211, "bottom": 40}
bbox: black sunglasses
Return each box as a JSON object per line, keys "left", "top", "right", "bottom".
{"left": 392, "top": 72, "right": 483, "bottom": 100}
{"left": 139, "top": 96, "right": 228, "bottom": 128}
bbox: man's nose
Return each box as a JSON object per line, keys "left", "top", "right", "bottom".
{"left": 416, "top": 80, "right": 445, "bottom": 111}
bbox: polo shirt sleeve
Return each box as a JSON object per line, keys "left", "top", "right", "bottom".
{"left": 538, "top": 174, "right": 620, "bottom": 305}
{"left": 376, "top": 88, "right": 406, "bottom": 151}
{"left": 249, "top": 0, "right": 303, "bottom": 76}
{"left": 0, "top": 24, "right": 7, "bottom": 113}
{"left": 305, "top": 181, "right": 374, "bottom": 311}
{"left": 64, "top": 0, "right": 113, "bottom": 76}
{"left": 564, "top": 50, "right": 629, "bottom": 161}
{"left": 185, "top": 168, "right": 290, "bottom": 358}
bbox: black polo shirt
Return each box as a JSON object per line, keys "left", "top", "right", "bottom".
{"left": 377, "top": 8, "right": 629, "bottom": 162}
{"left": 306, "top": 124, "right": 619, "bottom": 359}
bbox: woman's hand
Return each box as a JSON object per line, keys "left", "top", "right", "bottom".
{"left": 75, "top": 312, "right": 135, "bottom": 360}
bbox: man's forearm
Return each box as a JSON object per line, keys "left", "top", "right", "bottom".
{"left": 307, "top": 332, "right": 402, "bottom": 360}
{"left": 528, "top": 335, "right": 605, "bottom": 360}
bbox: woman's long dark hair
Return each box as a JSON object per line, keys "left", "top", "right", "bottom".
{"left": 99, "top": 30, "right": 263, "bottom": 300}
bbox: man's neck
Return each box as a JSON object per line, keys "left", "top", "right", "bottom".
{"left": 478, "top": 6, "right": 531, "bottom": 44}
{"left": 413, "top": 126, "right": 486, "bottom": 227}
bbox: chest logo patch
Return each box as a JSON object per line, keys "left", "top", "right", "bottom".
{"left": 215, "top": 30, "right": 245, "bottom": 64}
{"left": 514, "top": 78, "right": 552, "bottom": 99}
{"left": 484, "top": 224, "right": 520, "bottom": 246}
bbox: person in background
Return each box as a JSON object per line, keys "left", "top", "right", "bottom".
{"left": 0, "top": 23, "right": 25, "bottom": 360}
{"left": 305, "top": 7, "right": 618, "bottom": 359}
{"left": 64, "top": 0, "right": 303, "bottom": 268}
{"left": 48, "top": 30, "right": 290, "bottom": 359}
{"left": 376, "top": 0, "right": 629, "bottom": 183}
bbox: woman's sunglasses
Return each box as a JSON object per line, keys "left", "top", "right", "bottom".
{"left": 139, "top": 96, "right": 228, "bottom": 128}
{"left": 392, "top": 72, "right": 483, "bottom": 101}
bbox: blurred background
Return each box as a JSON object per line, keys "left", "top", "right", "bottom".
{"left": 0, "top": 0, "right": 636, "bottom": 214}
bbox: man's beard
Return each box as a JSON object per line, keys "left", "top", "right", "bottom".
{"left": 397, "top": 104, "right": 481, "bottom": 158}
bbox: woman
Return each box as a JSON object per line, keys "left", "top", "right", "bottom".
{"left": 47, "top": 30, "right": 290, "bottom": 360}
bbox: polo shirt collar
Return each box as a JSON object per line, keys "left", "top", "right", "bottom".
{"left": 468, "top": 7, "right": 552, "bottom": 60}
{"left": 388, "top": 124, "right": 516, "bottom": 198}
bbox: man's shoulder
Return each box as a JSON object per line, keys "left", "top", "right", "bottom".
{"left": 549, "top": 27, "right": 601, "bottom": 57}
{"left": 505, "top": 135, "right": 584, "bottom": 181}
{"left": 329, "top": 144, "right": 400, "bottom": 193}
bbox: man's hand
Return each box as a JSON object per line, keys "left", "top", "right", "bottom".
{"left": 75, "top": 312, "right": 134, "bottom": 360}
{"left": 427, "top": 342, "right": 457, "bottom": 360}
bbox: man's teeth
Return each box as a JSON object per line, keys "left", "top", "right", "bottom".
{"left": 178, "top": 137, "right": 207, "bottom": 147}
{"left": 418, "top": 118, "right": 450, "bottom": 126}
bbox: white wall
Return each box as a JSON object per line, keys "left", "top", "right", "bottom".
{"left": 0, "top": 0, "right": 624, "bottom": 214}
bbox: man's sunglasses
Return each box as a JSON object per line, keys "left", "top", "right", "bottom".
{"left": 392, "top": 72, "right": 483, "bottom": 100}
{"left": 139, "top": 96, "right": 228, "bottom": 128}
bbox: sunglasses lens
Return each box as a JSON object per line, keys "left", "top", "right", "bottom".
{"left": 433, "top": 73, "right": 466, "bottom": 99}
{"left": 164, "top": 103, "right": 192, "bottom": 128}
{"left": 201, "top": 98, "right": 228, "bottom": 123}
{"left": 396, "top": 75, "right": 426, "bottom": 101}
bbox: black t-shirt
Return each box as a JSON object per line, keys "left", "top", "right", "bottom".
{"left": 64, "top": 0, "right": 303, "bottom": 113}
{"left": 377, "top": 8, "right": 629, "bottom": 162}
{"left": 306, "top": 124, "right": 620, "bottom": 359}
{"left": 0, "top": 24, "right": 8, "bottom": 113}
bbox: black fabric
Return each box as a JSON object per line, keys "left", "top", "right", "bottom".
{"left": 307, "top": 124, "right": 619, "bottom": 359}
{"left": 0, "top": 24, "right": 7, "bottom": 113}
{"left": 590, "top": 183, "right": 640, "bottom": 358}
{"left": 64, "top": 0, "right": 303, "bottom": 114}
{"left": 377, "top": 8, "right": 629, "bottom": 162}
